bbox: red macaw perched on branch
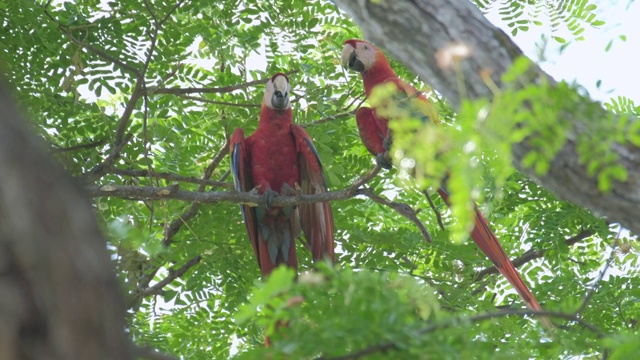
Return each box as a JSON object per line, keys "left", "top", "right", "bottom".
{"left": 231, "top": 73, "right": 334, "bottom": 276}
{"left": 341, "top": 39, "right": 549, "bottom": 323}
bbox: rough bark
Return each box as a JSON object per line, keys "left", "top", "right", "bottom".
{"left": 333, "top": 0, "right": 640, "bottom": 235}
{"left": 0, "top": 82, "right": 131, "bottom": 359}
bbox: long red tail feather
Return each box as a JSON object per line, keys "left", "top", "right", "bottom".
{"left": 438, "top": 188, "right": 552, "bottom": 329}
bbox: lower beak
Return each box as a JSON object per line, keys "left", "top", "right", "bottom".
{"left": 346, "top": 51, "right": 365, "bottom": 72}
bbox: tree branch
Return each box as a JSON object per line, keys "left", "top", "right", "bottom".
{"left": 143, "top": 255, "right": 202, "bottom": 297}
{"left": 333, "top": 0, "right": 640, "bottom": 236}
{"left": 42, "top": 3, "right": 140, "bottom": 77}
{"left": 358, "top": 188, "right": 432, "bottom": 243}
{"left": 576, "top": 243, "right": 617, "bottom": 316}
{"left": 1, "top": 79, "right": 131, "bottom": 359}
{"left": 320, "top": 309, "right": 604, "bottom": 360}
{"left": 108, "top": 167, "right": 233, "bottom": 188}
{"left": 473, "top": 229, "right": 596, "bottom": 282}
{"left": 162, "top": 140, "right": 230, "bottom": 247}
{"left": 423, "top": 190, "right": 445, "bottom": 231}
{"left": 83, "top": 133, "right": 133, "bottom": 181}
{"left": 128, "top": 142, "right": 231, "bottom": 296}
{"left": 301, "top": 110, "right": 355, "bottom": 128}
{"left": 87, "top": 166, "right": 382, "bottom": 208}
{"left": 178, "top": 95, "right": 261, "bottom": 108}
{"left": 149, "top": 70, "right": 299, "bottom": 95}
{"left": 60, "top": 28, "right": 141, "bottom": 76}
{"left": 51, "top": 138, "right": 107, "bottom": 153}
{"left": 132, "top": 345, "right": 179, "bottom": 360}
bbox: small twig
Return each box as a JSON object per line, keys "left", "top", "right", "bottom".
{"left": 51, "top": 138, "right": 107, "bottom": 153}
{"left": 472, "top": 229, "right": 595, "bottom": 282}
{"left": 155, "top": 63, "right": 183, "bottom": 90}
{"left": 159, "top": 0, "right": 186, "bottom": 25}
{"left": 178, "top": 95, "right": 261, "bottom": 108}
{"left": 301, "top": 110, "right": 355, "bottom": 128}
{"left": 132, "top": 344, "right": 179, "bottom": 360}
{"left": 348, "top": 165, "right": 381, "bottom": 191}
{"left": 319, "top": 309, "right": 604, "bottom": 360}
{"left": 400, "top": 255, "right": 417, "bottom": 269}
{"left": 150, "top": 70, "right": 299, "bottom": 95}
{"left": 419, "top": 309, "right": 605, "bottom": 337}
{"left": 358, "top": 188, "right": 432, "bottom": 243}
{"left": 143, "top": 255, "right": 202, "bottom": 296}
{"left": 134, "top": 143, "right": 229, "bottom": 294}
{"left": 108, "top": 168, "right": 233, "bottom": 188}
{"left": 423, "top": 190, "right": 445, "bottom": 231}
{"left": 83, "top": 133, "right": 133, "bottom": 181}
{"left": 344, "top": 91, "right": 367, "bottom": 110}
{"left": 44, "top": 5, "right": 141, "bottom": 77}
{"left": 162, "top": 140, "right": 230, "bottom": 247}
{"left": 575, "top": 243, "right": 617, "bottom": 316}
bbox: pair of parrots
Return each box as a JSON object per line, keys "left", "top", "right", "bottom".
{"left": 230, "top": 39, "right": 546, "bottom": 320}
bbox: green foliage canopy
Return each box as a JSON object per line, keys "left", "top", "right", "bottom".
{"left": 1, "top": 0, "right": 639, "bottom": 358}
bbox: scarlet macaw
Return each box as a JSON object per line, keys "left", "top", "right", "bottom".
{"left": 231, "top": 73, "right": 334, "bottom": 276}
{"left": 341, "top": 39, "right": 548, "bottom": 319}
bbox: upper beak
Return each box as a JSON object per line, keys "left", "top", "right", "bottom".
{"left": 341, "top": 44, "right": 365, "bottom": 72}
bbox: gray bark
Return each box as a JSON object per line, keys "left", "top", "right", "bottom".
{"left": 0, "top": 82, "right": 131, "bottom": 359}
{"left": 334, "top": 0, "right": 640, "bottom": 235}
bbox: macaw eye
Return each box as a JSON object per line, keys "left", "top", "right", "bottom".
{"left": 364, "top": 45, "right": 368, "bottom": 50}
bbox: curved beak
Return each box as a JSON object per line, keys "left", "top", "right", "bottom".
{"left": 271, "top": 89, "right": 287, "bottom": 109}
{"left": 270, "top": 76, "right": 290, "bottom": 109}
{"left": 341, "top": 44, "right": 365, "bottom": 72}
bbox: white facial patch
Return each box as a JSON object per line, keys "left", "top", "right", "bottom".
{"left": 272, "top": 75, "right": 289, "bottom": 92}
{"left": 355, "top": 42, "right": 376, "bottom": 69}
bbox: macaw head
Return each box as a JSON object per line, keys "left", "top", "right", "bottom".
{"left": 341, "top": 39, "right": 385, "bottom": 73}
{"left": 264, "top": 73, "right": 291, "bottom": 110}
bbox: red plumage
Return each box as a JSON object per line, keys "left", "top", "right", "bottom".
{"left": 231, "top": 73, "right": 334, "bottom": 276}
{"left": 342, "top": 39, "right": 550, "bottom": 327}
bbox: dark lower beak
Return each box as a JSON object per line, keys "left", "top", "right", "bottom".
{"left": 271, "top": 90, "right": 287, "bottom": 109}
{"left": 348, "top": 51, "right": 365, "bottom": 72}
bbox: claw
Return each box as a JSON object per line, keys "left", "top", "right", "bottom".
{"left": 280, "top": 183, "right": 298, "bottom": 215}
{"left": 376, "top": 151, "right": 393, "bottom": 169}
{"left": 262, "top": 188, "right": 278, "bottom": 209}
{"left": 281, "top": 183, "right": 297, "bottom": 196}
{"left": 382, "top": 134, "right": 393, "bottom": 152}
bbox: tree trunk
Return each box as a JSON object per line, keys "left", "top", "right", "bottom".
{"left": 0, "top": 81, "right": 131, "bottom": 360}
{"left": 333, "top": 0, "right": 640, "bottom": 235}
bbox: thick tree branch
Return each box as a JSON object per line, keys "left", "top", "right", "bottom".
{"left": 473, "top": 229, "right": 596, "bottom": 282}
{"left": 87, "top": 166, "right": 382, "bottom": 207}
{"left": 333, "top": 0, "right": 640, "bottom": 236}
{"left": 1, "top": 82, "right": 131, "bottom": 358}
